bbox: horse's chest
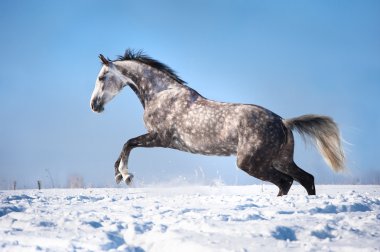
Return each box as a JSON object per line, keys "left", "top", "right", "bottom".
{"left": 143, "top": 105, "right": 179, "bottom": 132}
{"left": 143, "top": 90, "right": 188, "bottom": 132}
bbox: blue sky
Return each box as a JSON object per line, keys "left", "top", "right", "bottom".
{"left": 0, "top": 0, "right": 379, "bottom": 188}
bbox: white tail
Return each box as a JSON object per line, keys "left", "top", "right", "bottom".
{"left": 284, "top": 115, "right": 345, "bottom": 172}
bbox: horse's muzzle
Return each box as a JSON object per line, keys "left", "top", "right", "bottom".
{"left": 91, "top": 99, "right": 104, "bottom": 113}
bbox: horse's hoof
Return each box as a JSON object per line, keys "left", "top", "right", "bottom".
{"left": 115, "top": 173, "right": 123, "bottom": 184}
{"left": 124, "top": 173, "right": 134, "bottom": 186}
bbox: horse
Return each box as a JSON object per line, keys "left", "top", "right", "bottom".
{"left": 90, "top": 49, "right": 345, "bottom": 196}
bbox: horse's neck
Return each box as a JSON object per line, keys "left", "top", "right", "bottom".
{"left": 116, "top": 61, "right": 185, "bottom": 107}
{"left": 140, "top": 78, "right": 185, "bottom": 106}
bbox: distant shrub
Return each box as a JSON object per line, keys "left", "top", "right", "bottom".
{"left": 67, "top": 175, "right": 84, "bottom": 188}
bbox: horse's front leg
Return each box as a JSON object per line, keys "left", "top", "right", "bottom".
{"left": 114, "top": 132, "right": 162, "bottom": 185}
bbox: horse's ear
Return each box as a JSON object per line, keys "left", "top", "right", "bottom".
{"left": 99, "top": 54, "right": 110, "bottom": 66}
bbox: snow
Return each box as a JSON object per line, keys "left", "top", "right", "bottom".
{"left": 1, "top": 185, "right": 380, "bottom": 251}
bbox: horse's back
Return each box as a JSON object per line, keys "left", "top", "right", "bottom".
{"left": 172, "top": 96, "right": 284, "bottom": 156}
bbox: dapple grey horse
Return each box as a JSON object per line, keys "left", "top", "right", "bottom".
{"left": 90, "top": 49, "right": 345, "bottom": 196}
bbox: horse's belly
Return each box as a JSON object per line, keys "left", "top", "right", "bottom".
{"left": 172, "top": 133, "right": 238, "bottom": 156}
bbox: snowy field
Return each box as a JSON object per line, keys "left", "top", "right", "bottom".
{"left": 1, "top": 185, "right": 380, "bottom": 252}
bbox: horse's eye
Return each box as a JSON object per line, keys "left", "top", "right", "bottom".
{"left": 99, "top": 76, "right": 106, "bottom": 81}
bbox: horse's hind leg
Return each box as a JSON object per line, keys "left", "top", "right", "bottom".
{"left": 273, "top": 167, "right": 294, "bottom": 196}
{"left": 277, "top": 162, "right": 315, "bottom": 195}
{"left": 274, "top": 129, "right": 316, "bottom": 195}
{"left": 237, "top": 151, "right": 294, "bottom": 196}
{"left": 267, "top": 166, "right": 294, "bottom": 196}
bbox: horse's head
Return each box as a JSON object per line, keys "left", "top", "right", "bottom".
{"left": 90, "top": 54, "right": 135, "bottom": 113}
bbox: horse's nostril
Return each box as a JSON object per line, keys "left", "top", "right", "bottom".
{"left": 91, "top": 100, "right": 99, "bottom": 111}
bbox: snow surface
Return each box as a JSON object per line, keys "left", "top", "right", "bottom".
{"left": 1, "top": 185, "right": 380, "bottom": 251}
